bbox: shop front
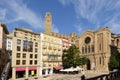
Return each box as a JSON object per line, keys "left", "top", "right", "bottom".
{"left": 28, "top": 67, "right": 37, "bottom": 77}
{"left": 16, "top": 67, "right": 25, "bottom": 78}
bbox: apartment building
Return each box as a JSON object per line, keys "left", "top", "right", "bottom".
{"left": 11, "top": 28, "right": 41, "bottom": 79}
{"left": 40, "top": 33, "right": 62, "bottom": 75}
{"left": 0, "top": 22, "right": 9, "bottom": 75}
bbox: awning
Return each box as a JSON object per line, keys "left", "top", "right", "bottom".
{"left": 53, "top": 66, "right": 63, "bottom": 70}
{"left": 16, "top": 67, "right": 26, "bottom": 71}
{"left": 29, "top": 67, "right": 37, "bottom": 70}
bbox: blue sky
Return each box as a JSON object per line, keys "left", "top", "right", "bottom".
{"left": 0, "top": 0, "right": 120, "bottom": 35}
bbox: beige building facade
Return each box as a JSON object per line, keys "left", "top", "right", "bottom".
{"left": 111, "top": 33, "right": 120, "bottom": 52}
{"left": 78, "top": 28, "right": 111, "bottom": 71}
{"left": 10, "top": 28, "right": 41, "bottom": 79}
{"left": 40, "top": 33, "right": 62, "bottom": 75}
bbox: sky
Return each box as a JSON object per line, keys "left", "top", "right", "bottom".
{"left": 0, "top": 0, "right": 120, "bottom": 35}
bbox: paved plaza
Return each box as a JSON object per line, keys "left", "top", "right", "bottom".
{"left": 9, "top": 70, "right": 120, "bottom": 80}
{"left": 41, "top": 71, "right": 106, "bottom": 80}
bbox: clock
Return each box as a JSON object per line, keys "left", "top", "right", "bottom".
{"left": 85, "top": 37, "right": 91, "bottom": 44}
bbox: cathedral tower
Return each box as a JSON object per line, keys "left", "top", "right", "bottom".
{"left": 44, "top": 12, "right": 52, "bottom": 35}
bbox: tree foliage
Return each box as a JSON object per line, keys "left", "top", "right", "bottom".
{"left": 62, "top": 44, "right": 88, "bottom": 68}
{"left": 109, "top": 49, "right": 120, "bottom": 70}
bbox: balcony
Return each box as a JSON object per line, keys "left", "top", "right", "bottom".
{"left": 42, "top": 51, "right": 48, "bottom": 55}
{"left": 58, "top": 57, "right": 62, "bottom": 61}
{"left": 42, "top": 45, "right": 47, "bottom": 49}
{"left": 48, "top": 46, "right": 52, "bottom": 50}
{"left": 53, "top": 47, "right": 57, "bottom": 50}
{"left": 42, "top": 56, "right": 48, "bottom": 61}
{"left": 58, "top": 48, "right": 61, "bottom": 51}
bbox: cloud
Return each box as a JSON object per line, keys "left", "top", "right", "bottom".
{"left": 59, "top": 0, "right": 120, "bottom": 34}
{"left": 0, "top": 8, "right": 6, "bottom": 20}
{"left": 74, "top": 24, "right": 83, "bottom": 34}
{"left": 0, "top": 0, "right": 43, "bottom": 29}
{"left": 58, "top": 0, "right": 71, "bottom": 6}
{"left": 52, "top": 24, "right": 59, "bottom": 33}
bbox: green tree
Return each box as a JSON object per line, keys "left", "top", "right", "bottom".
{"left": 109, "top": 53, "right": 119, "bottom": 70}
{"left": 62, "top": 44, "right": 88, "bottom": 68}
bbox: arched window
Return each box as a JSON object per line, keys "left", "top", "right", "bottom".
{"left": 82, "top": 47, "right": 84, "bottom": 53}
{"left": 85, "top": 46, "right": 87, "bottom": 53}
{"left": 100, "top": 57, "right": 101, "bottom": 64}
{"left": 88, "top": 45, "right": 90, "bottom": 53}
{"left": 92, "top": 45, "right": 94, "bottom": 52}
{"left": 117, "top": 39, "right": 119, "bottom": 46}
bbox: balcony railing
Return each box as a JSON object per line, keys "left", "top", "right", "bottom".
{"left": 58, "top": 48, "right": 61, "bottom": 51}
{"left": 42, "top": 45, "right": 47, "bottom": 49}
{"left": 42, "top": 57, "right": 48, "bottom": 61}
{"left": 48, "top": 46, "right": 52, "bottom": 50}
{"left": 53, "top": 47, "right": 57, "bottom": 50}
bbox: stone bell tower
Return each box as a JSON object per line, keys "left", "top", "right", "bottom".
{"left": 44, "top": 12, "right": 52, "bottom": 35}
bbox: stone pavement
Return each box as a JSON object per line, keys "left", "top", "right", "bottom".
{"left": 41, "top": 71, "right": 105, "bottom": 80}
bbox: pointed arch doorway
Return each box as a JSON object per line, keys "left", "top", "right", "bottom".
{"left": 87, "top": 59, "right": 91, "bottom": 70}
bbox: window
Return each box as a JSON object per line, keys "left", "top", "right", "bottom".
{"left": 85, "top": 46, "right": 87, "bottom": 53}
{"left": 14, "top": 32, "right": 17, "bottom": 37}
{"left": 17, "top": 46, "right": 21, "bottom": 51}
{"left": 35, "top": 54, "right": 37, "bottom": 58}
{"left": 17, "top": 39, "right": 21, "bottom": 45}
{"left": 34, "top": 60, "right": 37, "bottom": 64}
{"left": 30, "top": 54, "right": 33, "bottom": 58}
{"left": 16, "top": 53, "right": 20, "bottom": 58}
{"left": 25, "top": 33, "right": 27, "bottom": 36}
{"left": 100, "top": 57, "right": 101, "bottom": 64}
{"left": 28, "top": 42, "right": 33, "bottom": 52}
{"left": 35, "top": 42, "right": 38, "bottom": 47}
{"left": 82, "top": 47, "right": 84, "bottom": 53}
{"left": 88, "top": 46, "right": 90, "bottom": 53}
{"left": 8, "top": 41, "right": 11, "bottom": 44}
{"left": 99, "top": 44, "right": 101, "bottom": 51}
{"left": 23, "top": 40, "right": 27, "bottom": 51}
{"left": 34, "top": 39, "right": 36, "bottom": 41}
{"left": 16, "top": 60, "right": 20, "bottom": 65}
{"left": 23, "top": 41, "right": 33, "bottom": 52}
{"left": 25, "top": 37, "right": 27, "bottom": 40}
{"left": 35, "top": 48, "right": 38, "bottom": 53}
{"left": 117, "top": 39, "right": 119, "bottom": 46}
{"left": 30, "top": 60, "right": 33, "bottom": 65}
{"left": 23, "top": 53, "right": 26, "bottom": 58}
{"left": 22, "top": 60, "right": 26, "bottom": 65}
{"left": 92, "top": 45, "right": 94, "bottom": 52}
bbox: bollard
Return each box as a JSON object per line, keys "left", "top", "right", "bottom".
{"left": 81, "top": 75, "right": 85, "bottom": 80}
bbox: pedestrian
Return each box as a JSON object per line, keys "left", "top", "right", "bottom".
{"left": 81, "top": 74, "right": 85, "bottom": 80}
{"left": 81, "top": 70, "right": 85, "bottom": 80}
